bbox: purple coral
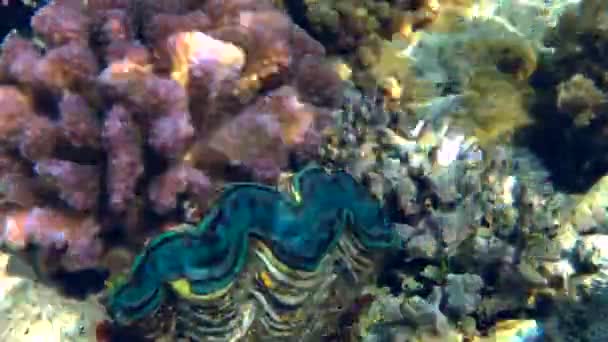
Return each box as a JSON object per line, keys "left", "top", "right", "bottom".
{"left": 0, "top": 0, "right": 343, "bottom": 273}
{"left": 35, "top": 159, "right": 100, "bottom": 211}
{"left": 102, "top": 104, "right": 144, "bottom": 213}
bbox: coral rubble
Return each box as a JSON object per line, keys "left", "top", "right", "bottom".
{"left": 0, "top": 251, "right": 106, "bottom": 341}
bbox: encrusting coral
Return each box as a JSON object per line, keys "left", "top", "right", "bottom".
{"left": 0, "top": 0, "right": 344, "bottom": 275}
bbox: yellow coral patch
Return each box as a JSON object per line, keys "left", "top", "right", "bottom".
{"left": 464, "top": 36, "right": 538, "bottom": 81}
{"left": 455, "top": 69, "right": 533, "bottom": 147}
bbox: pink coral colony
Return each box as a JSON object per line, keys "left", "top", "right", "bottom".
{"left": 0, "top": 0, "right": 344, "bottom": 273}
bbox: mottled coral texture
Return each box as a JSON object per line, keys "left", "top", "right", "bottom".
{"left": 298, "top": 0, "right": 478, "bottom": 110}
{"left": 0, "top": 0, "right": 343, "bottom": 272}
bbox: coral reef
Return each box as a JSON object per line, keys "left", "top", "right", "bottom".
{"left": 317, "top": 81, "right": 608, "bottom": 339}
{"left": 104, "top": 165, "right": 396, "bottom": 340}
{"left": 0, "top": 0, "right": 343, "bottom": 275}
{"left": 348, "top": 35, "right": 436, "bottom": 113}
{"left": 556, "top": 73, "right": 606, "bottom": 127}
{"left": 538, "top": 263, "right": 608, "bottom": 341}
{"left": 309, "top": 0, "right": 545, "bottom": 144}
{"left": 3, "top": 0, "right": 608, "bottom": 341}
{"left": 406, "top": 8, "right": 540, "bottom": 130}
{"left": 301, "top": 0, "right": 483, "bottom": 51}
{"left": 358, "top": 286, "right": 544, "bottom": 341}
{"left": 102, "top": 81, "right": 606, "bottom": 340}
{"left": 295, "top": 0, "right": 549, "bottom": 113}
{"left": 1, "top": 207, "right": 102, "bottom": 274}
{"left": 284, "top": 1, "right": 490, "bottom": 112}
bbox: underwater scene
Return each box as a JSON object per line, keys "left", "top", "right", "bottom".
{"left": 1, "top": 0, "right": 608, "bottom": 341}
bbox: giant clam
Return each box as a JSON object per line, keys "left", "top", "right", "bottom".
{"left": 104, "top": 165, "right": 398, "bottom": 340}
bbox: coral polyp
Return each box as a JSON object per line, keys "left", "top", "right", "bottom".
{"left": 104, "top": 165, "right": 397, "bottom": 340}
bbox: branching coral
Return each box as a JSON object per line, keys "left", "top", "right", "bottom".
{"left": 0, "top": 0, "right": 343, "bottom": 274}
{"left": 0, "top": 207, "right": 102, "bottom": 274}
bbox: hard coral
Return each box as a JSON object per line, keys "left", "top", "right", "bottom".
{"left": 302, "top": 0, "right": 472, "bottom": 52}
{"left": 322, "top": 92, "right": 583, "bottom": 340}
{"left": 352, "top": 35, "right": 435, "bottom": 112}
{"left": 296, "top": 0, "right": 482, "bottom": 110}
{"left": 0, "top": 0, "right": 343, "bottom": 273}
{"left": 0, "top": 207, "right": 102, "bottom": 273}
